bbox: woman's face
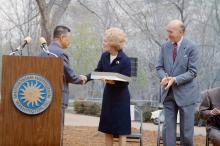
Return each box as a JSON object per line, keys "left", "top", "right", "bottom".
{"left": 103, "top": 37, "right": 110, "bottom": 52}
{"left": 103, "top": 34, "right": 118, "bottom": 54}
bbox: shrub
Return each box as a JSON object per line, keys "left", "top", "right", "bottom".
{"left": 194, "top": 111, "right": 206, "bottom": 126}
{"left": 74, "top": 100, "right": 101, "bottom": 116}
{"left": 141, "top": 106, "right": 157, "bottom": 122}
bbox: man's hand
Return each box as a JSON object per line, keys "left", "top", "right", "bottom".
{"left": 164, "top": 77, "right": 176, "bottom": 90}
{"left": 210, "top": 108, "right": 220, "bottom": 116}
{"left": 160, "top": 76, "right": 170, "bottom": 86}
{"left": 80, "top": 75, "right": 87, "bottom": 85}
{"left": 160, "top": 76, "right": 176, "bottom": 90}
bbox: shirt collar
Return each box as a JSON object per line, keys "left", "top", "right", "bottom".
{"left": 173, "top": 36, "right": 183, "bottom": 47}
{"left": 51, "top": 41, "right": 61, "bottom": 47}
{"left": 177, "top": 36, "right": 183, "bottom": 47}
{"left": 106, "top": 50, "right": 123, "bottom": 59}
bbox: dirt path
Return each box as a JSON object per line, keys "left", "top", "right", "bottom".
{"left": 65, "top": 113, "right": 206, "bottom": 136}
{"left": 64, "top": 126, "right": 206, "bottom": 146}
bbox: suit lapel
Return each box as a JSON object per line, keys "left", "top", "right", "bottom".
{"left": 173, "top": 38, "right": 187, "bottom": 70}
{"left": 166, "top": 42, "right": 174, "bottom": 69}
{"left": 103, "top": 51, "right": 123, "bottom": 72}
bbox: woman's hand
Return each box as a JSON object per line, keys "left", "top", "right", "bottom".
{"left": 105, "top": 80, "right": 115, "bottom": 84}
{"left": 101, "top": 78, "right": 115, "bottom": 84}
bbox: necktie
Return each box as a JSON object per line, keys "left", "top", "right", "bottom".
{"left": 173, "top": 43, "right": 177, "bottom": 62}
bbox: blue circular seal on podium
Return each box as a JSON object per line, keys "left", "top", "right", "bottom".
{"left": 12, "top": 74, "right": 53, "bottom": 115}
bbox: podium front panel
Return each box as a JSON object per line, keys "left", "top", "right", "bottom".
{"left": 0, "top": 55, "right": 63, "bottom": 146}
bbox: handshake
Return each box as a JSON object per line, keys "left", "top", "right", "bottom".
{"left": 79, "top": 75, "right": 87, "bottom": 85}
{"left": 160, "top": 75, "right": 176, "bottom": 90}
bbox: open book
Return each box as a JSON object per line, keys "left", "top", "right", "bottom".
{"left": 91, "top": 72, "right": 131, "bottom": 82}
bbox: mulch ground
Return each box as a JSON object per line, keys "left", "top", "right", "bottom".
{"left": 64, "top": 126, "right": 206, "bottom": 146}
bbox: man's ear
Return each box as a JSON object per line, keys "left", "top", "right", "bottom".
{"left": 59, "top": 35, "right": 63, "bottom": 41}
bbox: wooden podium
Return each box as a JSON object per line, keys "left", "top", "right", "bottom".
{"left": 0, "top": 55, "right": 63, "bottom": 146}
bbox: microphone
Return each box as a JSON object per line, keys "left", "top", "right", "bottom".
{"left": 39, "top": 37, "right": 48, "bottom": 51}
{"left": 39, "top": 37, "right": 58, "bottom": 57}
{"left": 9, "top": 36, "right": 32, "bottom": 55}
{"left": 21, "top": 36, "right": 32, "bottom": 49}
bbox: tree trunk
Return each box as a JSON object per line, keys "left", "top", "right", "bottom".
{"left": 35, "top": 0, "right": 71, "bottom": 44}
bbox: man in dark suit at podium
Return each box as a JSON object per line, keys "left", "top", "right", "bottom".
{"left": 42, "top": 25, "right": 86, "bottom": 108}
{"left": 40, "top": 25, "right": 87, "bottom": 144}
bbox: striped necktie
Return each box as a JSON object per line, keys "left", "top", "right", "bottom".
{"left": 173, "top": 42, "right": 177, "bottom": 62}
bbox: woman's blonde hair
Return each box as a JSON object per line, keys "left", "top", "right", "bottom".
{"left": 104, "top": 27, "right": 126, "bottom": 51}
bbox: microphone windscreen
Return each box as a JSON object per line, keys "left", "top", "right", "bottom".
{"left": 39, "top": 37, "right": 47, "bottom": 44}
{"left": 24, "top": 36, "right": 32, "bottom": 44}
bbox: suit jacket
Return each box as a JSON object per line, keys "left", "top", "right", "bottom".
{"left": 199, "top": 87, "right": 220, "bottom": 128}
{"left": 40, "top": 42, "right": 81, "bottom": 108}
{"left": 87, "top": 50, "right": 131, "bottom": 87}
{"left": 156, "top": 38, "right": 199, "bottom": 106}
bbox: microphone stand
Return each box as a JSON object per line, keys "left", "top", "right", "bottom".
{"left": 9, "top": 41, "right": 28, "bottom": 56}
{"left": 9, "top": 46, "right": 22, "bottom": 56}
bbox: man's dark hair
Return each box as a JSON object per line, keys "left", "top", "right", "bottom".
{"left": 53, "top": 25, "right": 71, "bottom": 38}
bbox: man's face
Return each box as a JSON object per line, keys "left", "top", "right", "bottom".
{"left": 166, "top": 25, "right": 183, "bottom": 43}
{"left": 59, "top": 33, "right": 70, "bottom": 49}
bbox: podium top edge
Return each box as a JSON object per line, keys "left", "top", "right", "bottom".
{"left": 2, "top": 55, "right": 63, "bottom": 60}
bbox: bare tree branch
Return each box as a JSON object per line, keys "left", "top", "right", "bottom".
{"left": 50, "top": 0, "right": 71, "bottom": 29}
{"left": 77, "top": 0, "right": 105, "bottom": 26}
